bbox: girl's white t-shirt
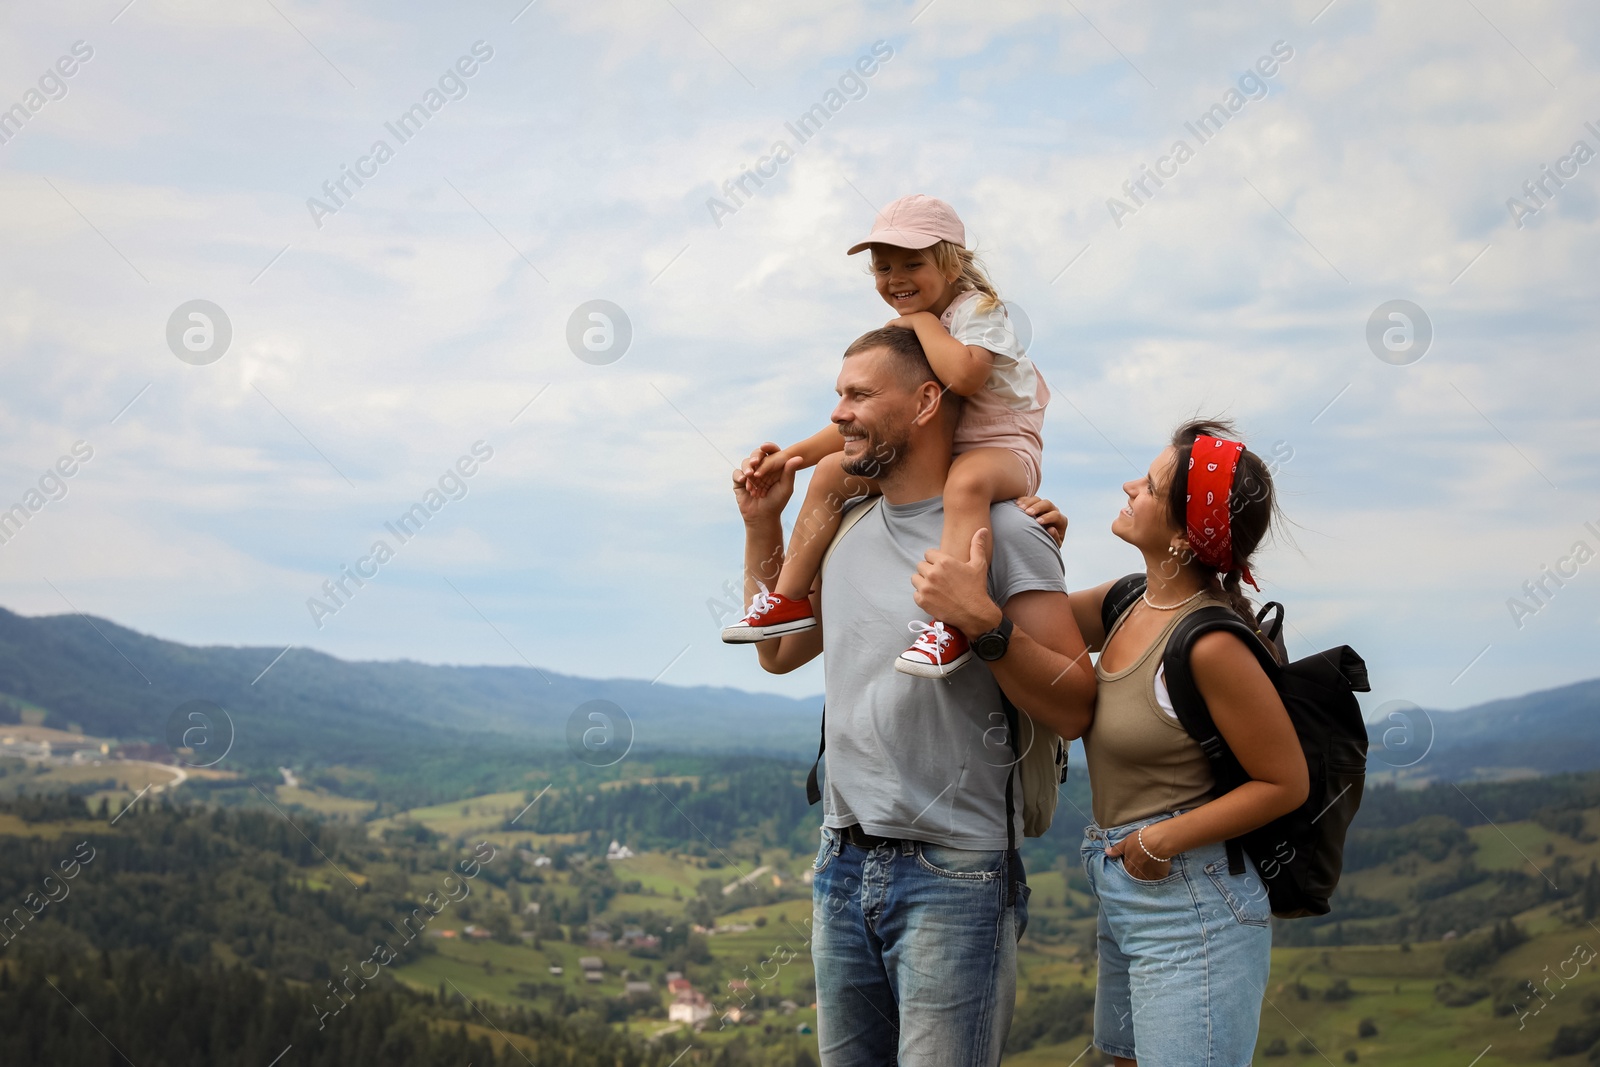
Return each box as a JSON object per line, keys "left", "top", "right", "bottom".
{"left": 938, "top": 290, "right": 1048, "bottom": 414}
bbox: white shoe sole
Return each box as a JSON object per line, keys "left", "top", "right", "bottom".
{"left": 894, "top": 649, "right": 973, "bottom": 678}
{"left": 721, "top": 617, "right": 818, "bottom": 643}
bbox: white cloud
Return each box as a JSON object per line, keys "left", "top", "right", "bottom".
{"left": 0, "top": 0, "right": 1595, "bottom": 714}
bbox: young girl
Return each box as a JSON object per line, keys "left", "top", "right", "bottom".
{"left": 721, "top": 194, "right": 1051, "bottom": 677}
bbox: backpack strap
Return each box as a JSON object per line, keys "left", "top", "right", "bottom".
{"left": 805, "top": 497, "right": 883, "bottom": 808}
{"left": 999, "top": 688, "right": 1021, "bottom": 905}
{"left": 819, "top": 496, "right": 881, "bottom": 577}
{"left": 1100, "top": 573, "right": 1148, "bottom": 637}
{"left": 1161, "top": 606, "right": 1282, "bottom": 875}
{"left": 1254, "top": 600, "right": 1288, "bottom": 664}
{"left": 800, "top": 713, "right": 825, "bottom": 806}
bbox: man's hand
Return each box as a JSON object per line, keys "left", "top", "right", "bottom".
{"left": 733, "top": 451, "right": 803, "bottom": 527}
{"left": 1016, "top": 495, "right": 1066, "bottom": 547}
{"left": 911, "top": 528, "right": 1003, "bottom": 636}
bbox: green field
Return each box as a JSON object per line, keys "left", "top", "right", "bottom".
{"left": 9, "top": 741, "right": 1600, "bottom": 1065}
{"left": 389, "top": 876, "right": 1600, "bottom": 1064}
{"left": 370, "top": 779, "right": 1600, "bottom": 1065}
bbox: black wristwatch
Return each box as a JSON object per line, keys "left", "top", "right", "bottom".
{"left": 973, "top": 615, "right": 1013, "bottom": 662}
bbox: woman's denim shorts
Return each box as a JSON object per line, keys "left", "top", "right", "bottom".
{"left": 1080, "top": 812, "right": 1272, "bottom": 1065}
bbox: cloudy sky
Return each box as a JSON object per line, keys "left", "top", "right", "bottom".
{"left": 0, "top": 0, "right": 1595, "bottom": 726}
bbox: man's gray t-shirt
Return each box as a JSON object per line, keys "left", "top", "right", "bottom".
{"left": 818, "top": 497, "right": 1066, "bottom": 850}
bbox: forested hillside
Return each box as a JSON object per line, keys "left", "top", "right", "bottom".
{"left": 0, "top": 606, "right": 820, "bottom": 769}
{"left": 6, "top": 603, "right": 1600, "bottom": 1064}
{"left": 6, "top": 763, "right": 1600, "bottom": 1065}
{"left": 0, "top": 795, "right": 797, "bottom": 1067}
{"left": 5, "top": 605, "right": 1600, "bottom": 787}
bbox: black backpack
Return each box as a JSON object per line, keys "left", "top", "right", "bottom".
{"left": 1101, "top": 574, "right": 1371, "bottom": 918}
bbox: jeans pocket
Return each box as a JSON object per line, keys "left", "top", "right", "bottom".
{"left": 1204, "top": 860, "right": 1272, "bottom": 926}
{"left": 1013, "top": 879, "right": 1032, "bottom": 942}
{"left": 813, "top": 826, "right": 838, "bottom": 874}
{"left": 1115, "top": 853, "right": 1183, "bottom": 886}
{"left": 914, "top": 843, "right": 1004, "bottom": 880}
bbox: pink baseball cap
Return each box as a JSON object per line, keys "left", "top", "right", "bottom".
{"left": 847, "top": 194, "right": 966, "bottom": 255}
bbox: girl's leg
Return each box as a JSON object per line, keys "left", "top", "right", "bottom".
{"left": 939, "top": 448, "right": 1032, "bottom": 563}
{"left": 774, "top": 453, "right": 877, "bottom": 601}
{"left": 895, "top": 449, "right": 1031, "bottom": 677}
{"left": 723, "top": 454, "right": 875, "bottom": 643}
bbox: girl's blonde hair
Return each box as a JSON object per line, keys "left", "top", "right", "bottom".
{"left": 928, "top": 240, "right": 1003, "bottom": 313}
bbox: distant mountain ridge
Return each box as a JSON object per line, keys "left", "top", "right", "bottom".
{"left": 0, "top": 606, "right": 822, "bottom": 767}
{"left": 1, "top": 604, "right": 1596, "bottom": 782}
{"left": 1063, "top": 675, "right": 1600, "bottom": 787}
{"left": 1368, "top": 676, "right": 1600, "bottom": 782}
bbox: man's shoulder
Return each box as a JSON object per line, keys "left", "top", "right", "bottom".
{"left": 986, "top": 502, "right": 1065, "bottom": 593}
{"left": 988, "top": 500, "right": 1054, "bottom": 546}
{"left": 820, "top": 496, "right": 889, "bottom": 587}
{"left": 840, "top": 494, "right": 878, "bottom": 520}
{"left": 828, "top": 496, "right": 883, "bottom": 556}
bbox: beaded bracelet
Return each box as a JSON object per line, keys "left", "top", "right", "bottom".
{"left": 1136, "top": 826, "right": 1170, "bottom": 864}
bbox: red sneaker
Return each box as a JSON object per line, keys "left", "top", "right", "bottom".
{"left": 894, "top": 620, "right": 972, "bottom": 677}
{"left": 720, "top": 584, "right": 817, "bottom": 643}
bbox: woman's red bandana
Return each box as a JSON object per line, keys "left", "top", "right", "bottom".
{"left": 1186, "top": 435, "right": 1258, "bottom": 590}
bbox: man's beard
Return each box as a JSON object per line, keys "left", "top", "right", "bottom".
{"left": 839, "top": 422, "right": 909, "bottom": 481}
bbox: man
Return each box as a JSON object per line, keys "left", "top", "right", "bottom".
{"left": 731, "top": 326, "right": 1096, "bottom": 1066}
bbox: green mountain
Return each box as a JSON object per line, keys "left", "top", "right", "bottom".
{"left": 0, "top": 606, "right": 821, "bottom": 768}
{"left": 6, "top": 601, "right": 1600, "bottom": 786}
{"left": 1369, "top": 677, "right": 1600, "bottom": 781}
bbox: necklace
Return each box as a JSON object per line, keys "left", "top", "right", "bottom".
{"left": 1141, "top": 587, "right": 1206, "bottom": 611}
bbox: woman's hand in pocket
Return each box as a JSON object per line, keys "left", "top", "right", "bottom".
{"left": 1107, "top": 833, "right": 1171, "bottom": 882}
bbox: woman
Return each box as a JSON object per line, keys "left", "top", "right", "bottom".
{"left": 912, "top": 418, "right": 1307, "bottom": 1066}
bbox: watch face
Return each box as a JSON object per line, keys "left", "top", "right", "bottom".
{"left": 975, "top": 617, "right": 1011, "bottom": 661}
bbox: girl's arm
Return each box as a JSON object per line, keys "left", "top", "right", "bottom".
{"left": 890, "top": 312, "right": 993, "bottom": 396}
{"left": 1110, "top": 632, "right": 1309, "bottom": 878}
{"left": 742, "top": 424, "right": 845, "bottom": 495}
{"left": 788, "top": 424, "right": 846, "bottom": 465}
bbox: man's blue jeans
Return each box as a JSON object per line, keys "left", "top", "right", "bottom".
{"left": 809, "top": 825, "right": 1029, "bottom": 1066}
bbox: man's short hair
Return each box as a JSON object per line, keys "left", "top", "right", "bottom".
{"left": 843, "top": 327, "right": 938, "bottom": 391}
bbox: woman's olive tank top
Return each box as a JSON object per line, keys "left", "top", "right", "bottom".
{"left": 1084, "top": 594, "right": 1227, "bottom": 828}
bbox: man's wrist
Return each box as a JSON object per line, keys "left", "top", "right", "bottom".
{"left": 969, "top": 602, "right": 1004, "bottom": 636}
